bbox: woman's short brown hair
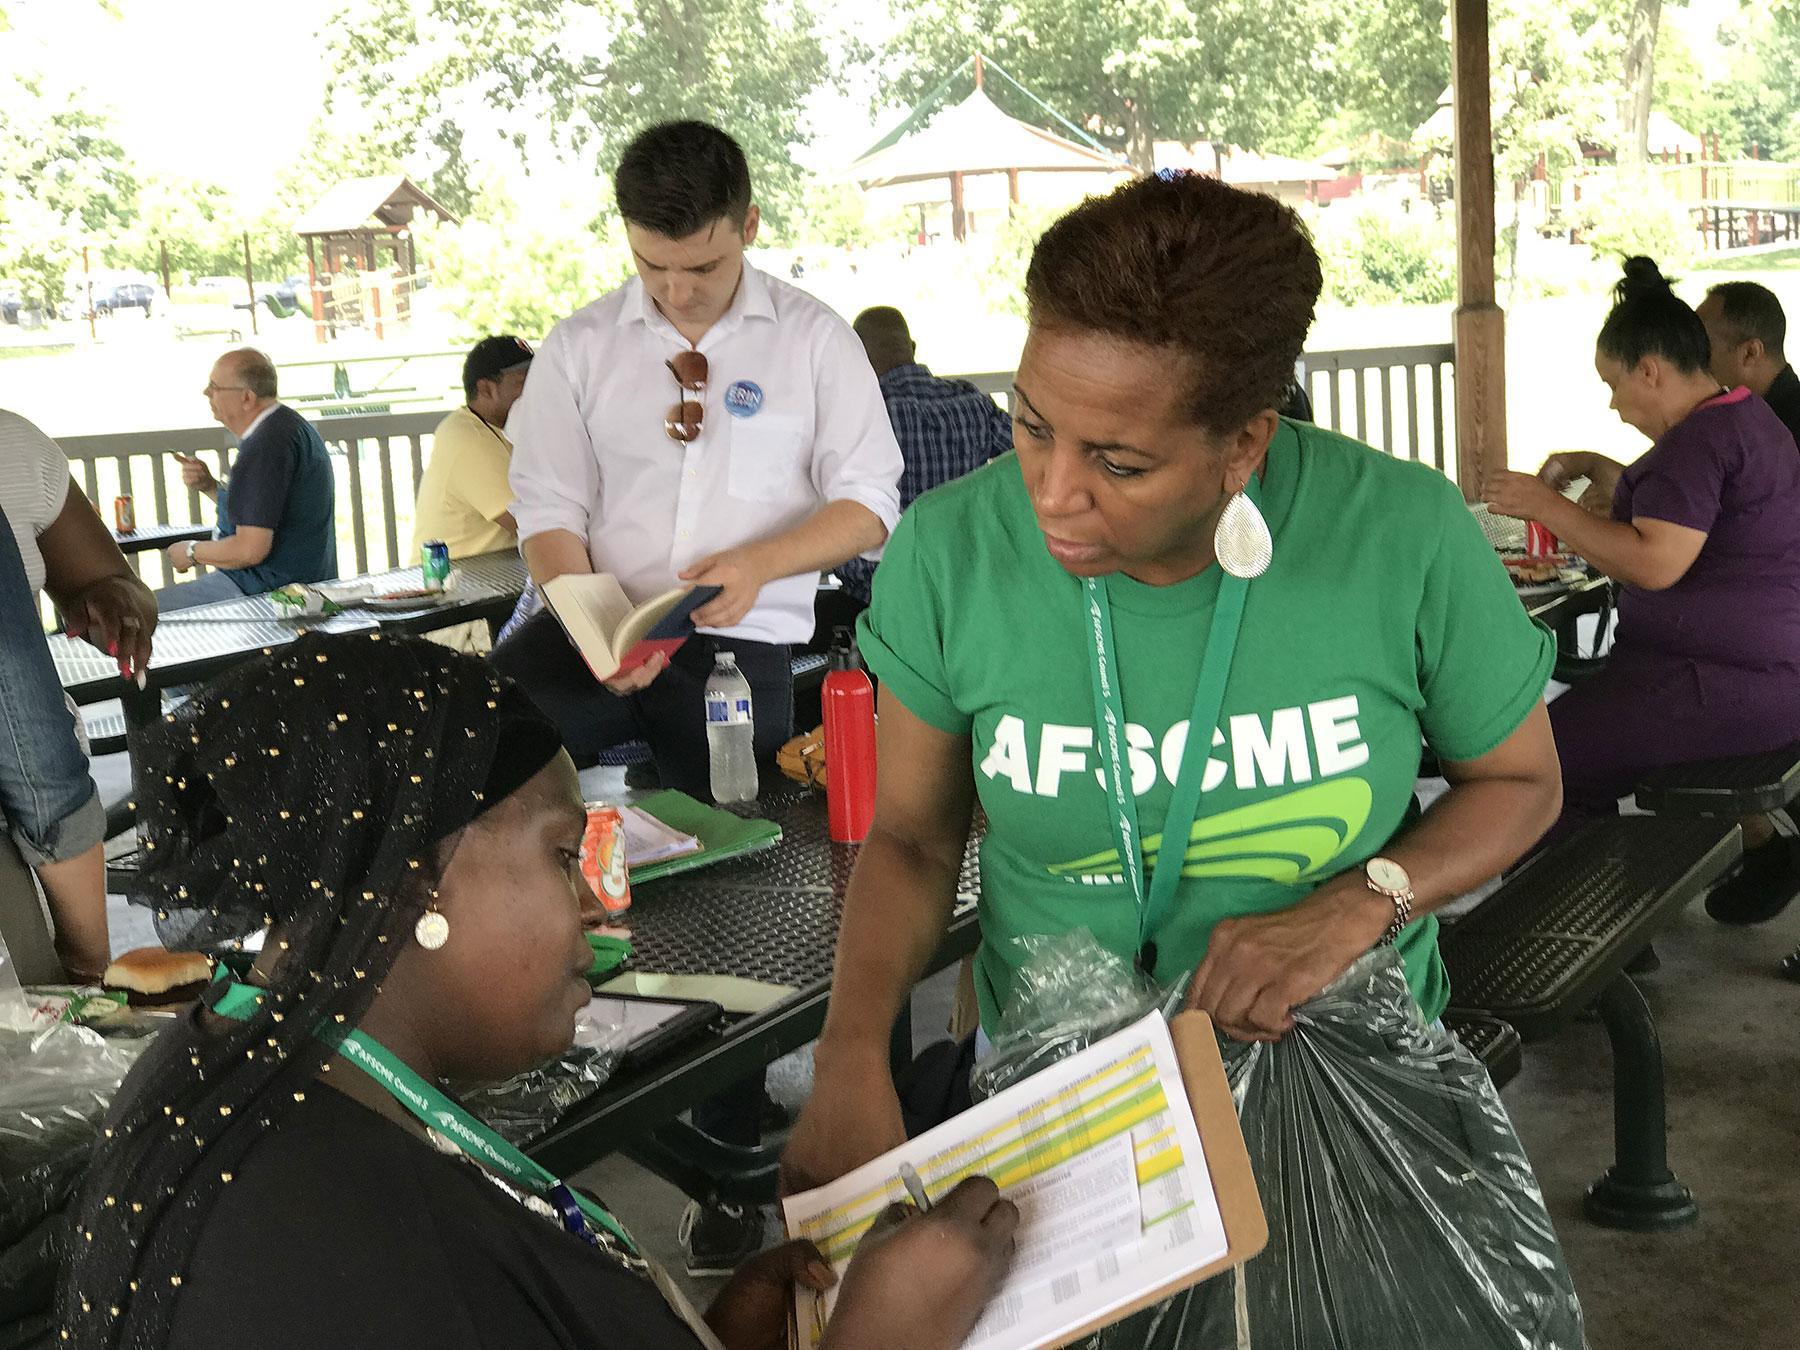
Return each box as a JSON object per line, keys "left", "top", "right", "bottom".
{"left": 1024, "top": 173, "right": 1322, "bottom": 435}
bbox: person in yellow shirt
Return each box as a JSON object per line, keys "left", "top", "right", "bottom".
{"left": 414, "top": 336, "right": 534, "bottom": 652}
{"left": 413, "top": 336, "right": 534, "bottom": 559}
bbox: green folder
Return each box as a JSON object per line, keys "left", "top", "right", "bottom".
{"left": 626, "top": 790, "right": 783, "bottom": 885}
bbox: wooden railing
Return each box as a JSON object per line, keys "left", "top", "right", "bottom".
{"left": 1297, "top": 343, "right": 1456, "bottom": 471}
{"left": 57, "top": 343, "right": 1456, "bottom": 590}
{"left": 58, "top": 411, "right": 443, "bottom": 589}
{"left": 968, "top": 343, "right": 1457, "bottom": 473}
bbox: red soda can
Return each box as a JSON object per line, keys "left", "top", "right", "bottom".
{"left": 113, "top": 494, "right": 136, "bottom": 534}
{"left": 1525, "top": 520, "right": 1557, "bottom": 558}
{"left": 580, "top": 804, "right": 632, "bottom": 916}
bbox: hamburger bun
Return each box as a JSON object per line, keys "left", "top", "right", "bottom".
{"left": 102, "top": 948, "right": 214, "bottom": 1005}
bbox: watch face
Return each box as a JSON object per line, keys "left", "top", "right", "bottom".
{"left": 1367, "top": 857, "right": 1410, "bottom": 893}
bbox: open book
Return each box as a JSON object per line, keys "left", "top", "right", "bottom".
{"left": 781, "top": 1011, "right": 1265, "bottom": 1350}
{"left": 616, "top": 804, "right": 703, "bottom": 868}
{"left": 543, "top": 575, "right": 721, "bottom": 683}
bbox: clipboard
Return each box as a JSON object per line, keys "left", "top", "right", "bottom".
{"left": 783, "top": 1009, "right": 1267, "bottom": 1350}
{"left": 1040, "top": 1010, "right": 1268, "bottom": 1347}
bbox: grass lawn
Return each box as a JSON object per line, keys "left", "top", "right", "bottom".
{"left": 1692, "top": 245, "right": 1800, "bottom": 274}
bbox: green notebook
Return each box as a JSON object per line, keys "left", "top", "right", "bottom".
{"left": 626, "top": 790, "right": 783, "bottom": 885}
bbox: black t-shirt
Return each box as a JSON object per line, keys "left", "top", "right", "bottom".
{"left": 107, "top": 1022, "right": 705, "bottom": 1349}
{"left": 1761, "top": 364, "right": 1800, "bottom": 453}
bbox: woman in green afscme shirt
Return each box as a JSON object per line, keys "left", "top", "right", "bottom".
{"left": 782, "top": 173, "right": 1561, "bottom": 1194}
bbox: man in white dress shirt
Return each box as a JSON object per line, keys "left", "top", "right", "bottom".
{"left": 496, "top": 120, "right": 901, "bottom": 799}
{"left": 495, "top": 118, "right": 903, "bottom": 1276}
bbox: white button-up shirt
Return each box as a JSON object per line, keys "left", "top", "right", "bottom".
{"left": 507, "top": 264, "right": 903, "bottom": 645}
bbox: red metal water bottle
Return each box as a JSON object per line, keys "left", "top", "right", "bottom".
{"left": 823, "top": 626, "right": 877, "bottom": 843}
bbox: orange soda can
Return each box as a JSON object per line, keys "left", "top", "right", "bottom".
{"left": 113, "top": 494, "right": 135, "bottom": 534}
{"left": 580, "top": 804, "right": 632, "bottom": 916}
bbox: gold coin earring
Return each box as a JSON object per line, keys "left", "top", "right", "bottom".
{"left": 414, "top": 890, "right": 450, "bottom": 950}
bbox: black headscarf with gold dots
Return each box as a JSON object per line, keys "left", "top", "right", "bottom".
{"left": 59, "top": 632, "right": 562, "bottom": 1348}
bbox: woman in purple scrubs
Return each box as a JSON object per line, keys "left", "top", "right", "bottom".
{"left": 1487, "top": 256, "right": 1800, "bottom": 922}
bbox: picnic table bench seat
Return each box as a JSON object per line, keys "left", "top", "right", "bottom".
{"left": 1439, "top": 814, "right": 1741, "bottom": 1230}
{"left": 1443, "top": 1011, "right": 1522, "bottom": 1089}
{"left": 1633, "top": 741, "right": 1800, "bottom": 816}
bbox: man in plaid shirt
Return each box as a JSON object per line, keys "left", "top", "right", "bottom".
{"left": 829, "top": 307, "right": 1016, "bottom": 613}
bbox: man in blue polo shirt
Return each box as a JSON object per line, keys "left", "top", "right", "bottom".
{"left": 160, "top": 348, "right": 338, "bottom": 609}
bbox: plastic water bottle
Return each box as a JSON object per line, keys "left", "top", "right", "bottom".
{"left": 705, "top": 651, "right": 758, "bottom": 804}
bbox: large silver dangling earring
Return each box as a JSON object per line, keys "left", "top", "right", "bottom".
{"left": 414, "top": 893, "right": 450, "bottom": 950}
{"left": 1214, "top": 488, "right": 1273, "bottom": 579}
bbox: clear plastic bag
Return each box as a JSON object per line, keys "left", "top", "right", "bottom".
{"left": 970, "top": 929, "right": 1164, "bottom": 1102}
{"left": 975, "top": 935, "right": 1584, "bottom": 1350}
{"left": 0, "top": 936, "right": 153, "bottom": 1184}
{"left": 458, "top": 1001, "right": 632, "bottom": 1146}
{"left": 0, "top": 932, "right": 156, "bottom": 1323}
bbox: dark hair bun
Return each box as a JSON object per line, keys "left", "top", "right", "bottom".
{"left": 1597, "top": 254, "right": 1709, "bottom": 374}
{"left": 1617, "top": 255, "right": 1673, "bottom": 302}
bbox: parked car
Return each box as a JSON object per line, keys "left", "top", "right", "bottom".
{"left": 92, "top": 282, "right": 155, "bottom": 316}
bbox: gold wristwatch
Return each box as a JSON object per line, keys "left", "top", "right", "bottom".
{"left": 1363, "top": 856, "right": 1415, "bottom": 946}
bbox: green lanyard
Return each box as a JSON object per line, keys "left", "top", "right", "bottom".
{"left": 1083, "top": 480, "right": 1255, "bottom": 973}
{"left": 210, "top": 979, "right": 636, "bottom": 1253}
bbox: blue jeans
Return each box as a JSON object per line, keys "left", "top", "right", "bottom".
{"left": 0, "top": 508, "right": 103, "bottom": 866}
{"left": 154, "top": 569, "right": 249, "bottom": 611}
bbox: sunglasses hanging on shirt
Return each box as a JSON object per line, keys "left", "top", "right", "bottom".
{"left": 665, "top": 350, "right": 708, "bottom": 444}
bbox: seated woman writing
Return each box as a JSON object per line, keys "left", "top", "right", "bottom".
{"left": 59, "top": 632, "right": 1016, "bottom": 1350}
{"left": 784, "top": 174, "right": 1561, "bottom": 1183}
{"left": 1486, "top": 256, "right": 1800, "bottom": 922}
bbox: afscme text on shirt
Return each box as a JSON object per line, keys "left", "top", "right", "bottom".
{"left": 978, "top": 696, "right": 1371, "bottom": 799}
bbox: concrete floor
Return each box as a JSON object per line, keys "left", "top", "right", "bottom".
{"left": 93, "top": 751, "right": 1800, "bottom": 1347}
{"left": 1502, "top": 900, "right": 1800, "bottom": 1350}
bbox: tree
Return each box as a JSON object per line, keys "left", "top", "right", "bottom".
{"left": 1653, "top": 19, "right": 1743, "bottom": 155}
{"left": 0, "top": 79, "right": 136, "bottom": 310}
{"left": 107, "top": 177, "right": 238, "bottom": 279}
{"left": 424, "top": 190, "right": 634, "bottom": 340}
{"left": 323, "top": 0, "right": 830, "bottom": 230}
{"left": 875, "top": 0, "right": 1345, "bottom": 172}
{"left": 1328, "top": 0, "right": 1453, "bottom": 146}
{"left": 1721, "top": 5, "right": 1800, "bottom": 160}
{"left": 1619, "top": 0, "right": 1664, "bottom": 167}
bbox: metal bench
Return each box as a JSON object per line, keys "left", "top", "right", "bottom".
{"left": 1442, "top": 1011, "right": 1522, "bottom": 1089}
{"left": 1439, "top": 814, "right": 1741, "bottom": 1230}
{"left": 81, "top": 705, "right": 130, "bottom": 758}
{"left": 1634, "top": 742, "right": 1800, "bottom": 816}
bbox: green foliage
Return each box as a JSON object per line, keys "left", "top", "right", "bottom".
{"left": 324, "top": 0, "right": 828, "bottom": 233}
{"left": 1486, "top": 0, "right": 1612, "bottom": 187}
{"left": 105, "top": 177, "right": 303, "bottom": 282}
{"left": 783, "top": 183, "right": 881, "bottom": 250}
{"left": 425, "top": 193, "right": 634, "bottom": 342}
{"left": 1312, "top": 204, "right": 1456, "bottom": 305}
{"left": 969, "top": 204, "right": 1062, "bottom": 319}
{"left": 0, "top": 78, "right": 137, "bottom": 308}
{"left": 878, "top": 0, "right": 1347, "bottom": 171}
{"left": 1328, "top": 0, "right": 1452, "bottom": 145}
{"left": 1654, "top": 19, "right": 1743, "bottom": 153}
{"left": 1722, "top": 7, "right": 1800, "bottom": 160}
{"left": 1574, "top": 180, "right": 1692, "bottom": 270}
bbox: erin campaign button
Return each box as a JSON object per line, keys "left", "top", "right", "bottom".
{"left": 724, "top": 380, "right": 764, "bottom": 418}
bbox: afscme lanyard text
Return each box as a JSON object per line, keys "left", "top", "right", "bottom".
{"left": 210, "top": 978, "right": 635, "bottom": 1253}
{"left": 1082, "top": 478, "right": 1256, "bottom": 974}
